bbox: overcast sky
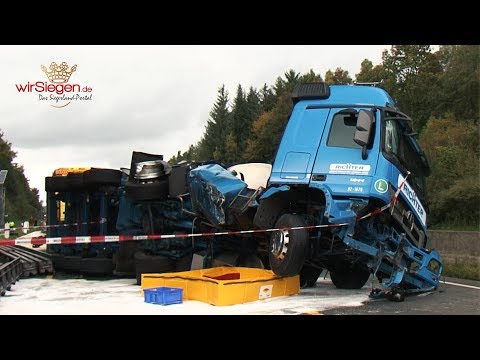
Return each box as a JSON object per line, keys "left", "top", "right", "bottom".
{"left": 0, "top": 45, "right": 389, "bottom": 203}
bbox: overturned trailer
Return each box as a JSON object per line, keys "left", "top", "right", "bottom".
{"left": 44, "top": 156, "right": 267, "bottom": 283}
{"left": 44, "top": 82, "right": 442, "bottom": 299}
{"left": 45, "top": 167, "right": 123, "bottom": 274}
{"left": 114, "top": 157, "right": 267, "bottom": 284}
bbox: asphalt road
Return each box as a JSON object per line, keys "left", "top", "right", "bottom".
{"left": 323, "top": 277, "right": 480, "bottom": 315}
{"left": 2, "top": 271, "right": 478, "bottom": 315}
{"left": 4, "top": 240, "right": 479, "bottom": 315}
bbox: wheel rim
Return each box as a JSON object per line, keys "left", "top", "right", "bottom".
{"left": 271, "top": 230, "right": 289, "bottom": 260}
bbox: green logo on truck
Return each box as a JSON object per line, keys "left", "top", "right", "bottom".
{"left": 374, "top": 179, "right": 388, "bottom": 193}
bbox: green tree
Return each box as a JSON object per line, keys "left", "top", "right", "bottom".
{"left": 419, "top": 115, "right": 479, "bottom": 228}
{"left": 223, "top": 132, "right": 239, "bottom": 163}
{"left": 195, "top": 85, "right": 231, "bottom": 161}
{"left": 382, "top": 45, "right": 435, "bottom": 83}
{"left": 169, "top": 144, "right": 198, "bottom": 165}
{"left": 325, "top": 67, "right": 352, "bottom": 84}
{"left": 243, "top": 93, "right": 293, "bottom": 162}
{"left": 245, "top": 86, "right": 262, "bottom": 147}
{"left": 227, "top": 85, "right": 249, "bottom": 160}
{"left": 260, "top": 84, "right": 276, "bottom": 112}
{"left": 381, "top": 45, "right": 443, "bottom": 132}
{"left": 273, "top": 69, "right": 301, "bottom": 96}
{"left": 435, "top": 45, "right": 479, "bottom": 122}
{"left": 0, "top": 131, "right": 42, "bottom": 224}
{"left": 247, "top": 86, "right": 262, "bottom": 123}
{"left": 299, "top": 69, "right": 323, "bottom": 83}
{"left": 355, "top": 59, "right": 387, "bottom": 83}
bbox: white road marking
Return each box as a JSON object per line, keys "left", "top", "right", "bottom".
{"left": 443, "top": 281, "right": 480, "bottom": 290}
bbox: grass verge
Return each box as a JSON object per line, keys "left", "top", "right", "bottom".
{"left": 442, "top": 259, "right": 480, "bottom": 281}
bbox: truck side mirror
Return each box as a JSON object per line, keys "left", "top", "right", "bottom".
{"left": 354, "top": 110, "right": 374, "bottom": 160}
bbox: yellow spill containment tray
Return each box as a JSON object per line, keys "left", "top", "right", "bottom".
{"left": 141, "top": 267, "right": 300, "bottom": 306}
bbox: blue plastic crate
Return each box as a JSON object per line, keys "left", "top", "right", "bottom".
{"left": 144, "top": 286, "right": 183, "bottom": 305}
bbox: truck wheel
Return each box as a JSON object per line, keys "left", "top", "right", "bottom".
{"left": 45, "top": 176, "right": 72, "bottom": 192}
{"left": 113, "top": 241, "right": 139, "bottom": 277}
{"left": 125, "top": 180, "right": 169, "bottom": 201}
{"left": 134, "top": 251, "right": 174, "bottom": 285}
{"left": 330, "top": 261, "right": 370, "bottom": 289}
{"left": 175, "top": 254, "right": 193, "bottom": 272}
{"left": 84, "top": 168, "right": 122, "bottom": 186}
{"left": 300, "top": 265, "right": 323, "bottom": 288}
{"left": 66, "top": 173, "right": 85, "bottom": 190}
{"left": 50, "top": 254, "right": 114, "bottom": 275}
{"left": 269, "top": 214, "right": 308, "bottom": 277}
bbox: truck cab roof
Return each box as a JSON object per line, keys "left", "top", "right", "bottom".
{"left": 294, "top": 84, "right": 397, "bottom": 109}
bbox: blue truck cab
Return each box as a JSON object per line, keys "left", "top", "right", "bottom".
{"left": 254, "top": 83, "right": 442, "bottom": 296}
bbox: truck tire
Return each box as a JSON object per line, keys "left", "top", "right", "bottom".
{"left": 113, "top": 241, "right": 139, "bottom": 277}
{"left": 300, "top": 265, "right": 323, "bottom": 288}
{"left": 175, "top": 254, "right": 193, "bottom": 272}
{"left": 125, "top": 180, "right": 169, "bottom": 202}
{"left": 330, "top": 261, "right": 370, "bottom": 289}
{"left": 134, "top": 251, "right": 174, "bottom": 285}
{"left": 66, "top": 173, "right": 85, "bottom": 190}
{"left": 51, "top": 254, "right": 114, "bottom": 275}
{"left": 269, "top": 214, "right": 308, "bottom": 277}
{"left": 84, "top": 168, "right": 122, "bottom": 186}
{"left": 45, "top": 176, "right": 72, "bottom": 192}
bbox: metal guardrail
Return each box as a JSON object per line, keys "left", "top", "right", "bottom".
{"left": 0, "top": 256, "right": 22, "bottom": 296}
{"left": 0, "top": 246, "right": 53, "bottom": 276}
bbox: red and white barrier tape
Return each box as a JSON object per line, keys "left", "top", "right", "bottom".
{"left": 0, "top": 222, "right": 350, "bottom": 246}
{"left": 2, "top": 174, "right": 412, "bottom": 246}
{"left": 357, "top": 172, "right": 410, "bottom": 221}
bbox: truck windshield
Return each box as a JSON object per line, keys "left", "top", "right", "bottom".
{"left": 384, "top": 118, "right": 427, "bottom": 195}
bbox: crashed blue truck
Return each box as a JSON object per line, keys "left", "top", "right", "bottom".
{"left": 252, "top": 82, "right": 442, "bottom": 299}
{"left": 44, "top": 82, "right": 442, "bottom": 300}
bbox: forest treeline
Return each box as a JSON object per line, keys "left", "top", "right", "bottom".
{"left": 169, "top": 45, "right": 479, "bottom": 229}
{"left": 0, "top": 132, "right": 42, "bottom": 224}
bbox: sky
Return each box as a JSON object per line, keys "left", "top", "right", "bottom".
{"left": 0, "top": 45, "right": 389, "bottom": 203}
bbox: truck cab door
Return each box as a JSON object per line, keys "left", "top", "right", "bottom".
{"left": 310, "top": 107, "right": 380, "bottom": 189}
{"left": 269, "top": 106, "right": 331, "bottom": 185}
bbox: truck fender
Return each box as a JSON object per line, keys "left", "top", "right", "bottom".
{"left": 253, "top": 189, "right": 290, "bottom": 229}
